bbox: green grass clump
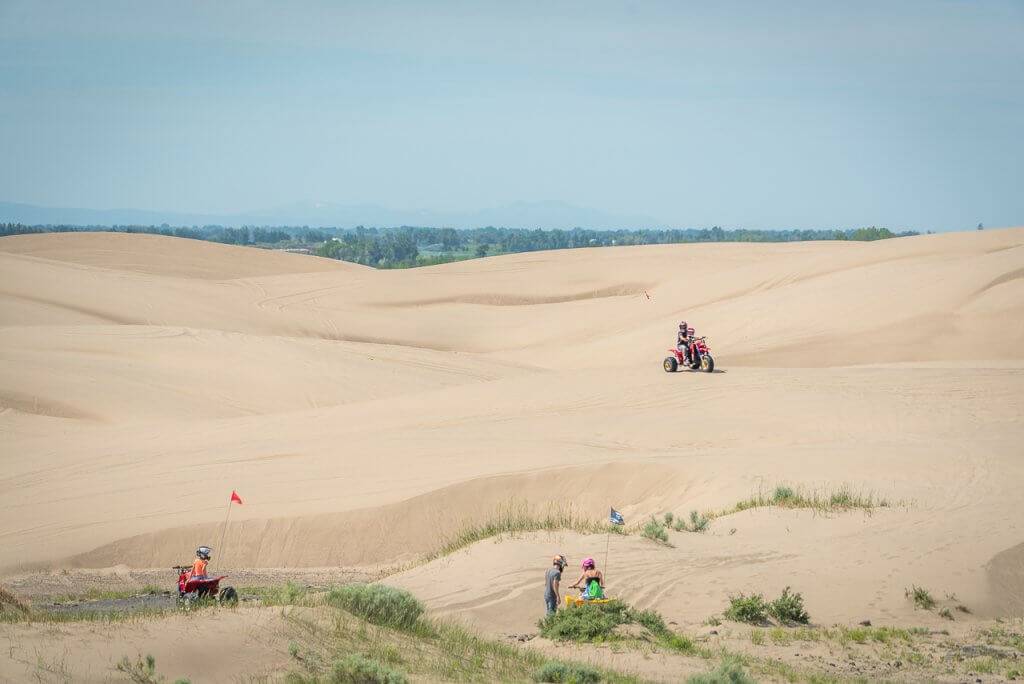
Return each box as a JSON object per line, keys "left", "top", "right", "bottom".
{"left": 772, "top": 486, "right": 797, "bottom": 505}
{"left": 246, "top": 581, "right": 309, "bottom": 606}
{"left": 965, "top": 657, "right": 997, "bottom": 675}
{"left": 642, "top": 518, "right": 669, "bottom": 544}
{"left": 688, "top": 510, "right": 710, "bottom": 533}
{"left": 666, "top": 510, "right": 710, "bottom": 533}
{"left": 727, "top": 484, "right": 889, "bottom": 517}
{"left": 533, "top": 661, "right": 602, "bottom": 683}
{"left": 539, "top": 601, "right": 629, "bottom": 642}
{"left": 327, "top": 584, "right": 424, "bottom": 631}
{"left": 328, "top": 654, "right": 407, "bottom": 683}
{"left": 724, "top": 593, "right": 769, "bottom": 624}
{"left": 767, "top": 586, "right": 809, "bottom": 624}
{"left": 425, "top": 500, "right": 624, "bottom": 562}
{"left": 686, "top": 656, "right": 755, "bottom": 684}
{"left": 905, "top": 585, "right": 935, "bottom": 610}
{"left": 538, "top": 600, "right": 692, "bottom": 654}
{"left": 1, "top": 605, "right": 186, "bottom": 625}
{"left": 116, "top": 654, "right": 161, "bottom": 683}
{"left": 0, "top": 586, "right": 29, "bottom": 614}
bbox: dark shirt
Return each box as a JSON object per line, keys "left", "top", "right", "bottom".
{"left": 544, "top": 567, "right": 562, "bottom": 600}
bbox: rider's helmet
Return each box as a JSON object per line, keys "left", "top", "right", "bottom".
{"left": 553, "top": 554, "right": 567, "bottom": 570}
{"left": 196, "top": 546, "right": 212, "bottom": 560}
{"left": 581, "top": 557, "right": 595, "bottom": 569}
{"left": 687, "top": 327, "right": 695, "bottom": 337}
{"left": 679, "top": 321, "right": 687, "bottom": 332}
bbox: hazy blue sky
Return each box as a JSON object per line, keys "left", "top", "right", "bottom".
{"left": 1, "top": 1, "right": 1021, "bottom": 230}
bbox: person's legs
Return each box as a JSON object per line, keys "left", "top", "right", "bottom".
{"left": 545, "top": 595, "right": 557, "bottom": 615}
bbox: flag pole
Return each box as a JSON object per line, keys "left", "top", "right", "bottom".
{"left": 216, "top": 497, "right": 233, "bottom": 572}
{"left": 604, "top": 528, "right": 611, "bottom": 586}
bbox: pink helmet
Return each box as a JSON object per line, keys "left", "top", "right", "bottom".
{"left": 581, "top": 557, "right": 595, "bottom": 569}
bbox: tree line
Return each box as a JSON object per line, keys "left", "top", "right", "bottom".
{"left": 1, "top": 222, "right": 920, "bottom": 269}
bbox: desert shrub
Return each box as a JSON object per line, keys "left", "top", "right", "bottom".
{"left": 829, "top": 490, "right": 855, "bottom": 507}
{"left": 329, "top": 654, "right": 407, "bottom": 684}
{"left": 905, "top": 585, "right": 935, "bottom": 610}
{"left": 642, "top": 518, "right": 669, "bottom": 543}
{"left": 772, "top": 486, "right": 797, "bottom": 505}
{"left": 686, "top": 656, "right": 755, "bottom": 684}
{"left": 689, "top": 510, "right": 709, "bottom": 533}
{"left": 768, "top": 586, "right": 809, "bottom": 624}
{"left": 662, "top": 632, "right": 695, "bottom": 652}
{"left": 633, "top": 608, "right": 667, "bottom": 635}
{"left": 843, "top": 627, "right": 869, "bottom": 644}
{"left": 538, "top": 601, "right": 629, "bottom": 642}
{"left": 0, "top": 585, "right": 29, "bottom": 614}
{"left": 966, "top": 657, "right": 997, "bottom": 674}
{"left": 724, "top": 593, "right": 768, "bottom": 624}
{"left": 664, "top": 512, "right": 674, "bottom": 526}
{"left": 327, "top": 584, "right": 424, "bottom": 630}
{"left": 750, "top": 629, "right": 765, "bottom": 645}
{"left": 256, "top": 581, "right": 308, "bottom": 606}
{"left": 538, "top": 600, "right": 692, "bottom": 652}
{"left": 532, "top": 661, "right": 602, "bottom": 683}
{"left": 939, "top": 607, "right": 953, "bottom": 620}
{"left": 116, "top": 654, "right": 160, "bottom": 683}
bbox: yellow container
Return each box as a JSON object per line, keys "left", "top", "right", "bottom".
{"left": 564, "top": 596, "right": 613, "bottom": 608}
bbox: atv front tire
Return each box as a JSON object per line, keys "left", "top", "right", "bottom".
{"left": 219, "top": 586, "right": 238, "bottom": 605}
{"left": 663, "top": 356, "right": 678, "bottom": 372}
{"left": 701, "top": 355, "right": 715, "bottom": 373}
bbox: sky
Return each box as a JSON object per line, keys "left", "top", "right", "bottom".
{"left": 1, "top": 0, "right": 1022, "bottom": 231}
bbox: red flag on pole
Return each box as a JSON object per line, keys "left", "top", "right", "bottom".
{"left": 230, "top": 490, "right": 243, "bottom": 505}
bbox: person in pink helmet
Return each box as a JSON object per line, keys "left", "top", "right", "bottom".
{"left": 570, "top": 557, "right": 605, "bottom": 599}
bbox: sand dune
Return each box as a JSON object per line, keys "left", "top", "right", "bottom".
{"left": 1, "top": 229, "right": 1023, "bottom": 632}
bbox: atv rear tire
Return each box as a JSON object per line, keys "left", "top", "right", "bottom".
{"left": 701, "top": 355, "right": 715, "bottom": 373}
{"left": 663, "top": 356, "right": 678, "bottom": 373}
{"left": 219, "top": 586, "right": 238, "bottom": 605}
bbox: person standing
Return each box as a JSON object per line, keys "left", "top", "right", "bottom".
{"left": 545, "top": 555, "right": 567, "bottom": 615}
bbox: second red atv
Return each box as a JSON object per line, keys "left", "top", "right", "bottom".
{"left": 664, "top": 336, "right": 715, "bottom": 373}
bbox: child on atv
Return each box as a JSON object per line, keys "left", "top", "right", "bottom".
{"left": 190, "top": 546, "right": 212, "bottom": 580}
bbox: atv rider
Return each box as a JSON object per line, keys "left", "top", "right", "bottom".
{"left": 570, "top": 557, "right": 605, "bottom": 600}
{"left": 677, "top": 321, "right": 693, "bottom": 366}
{"left": 190, "top": 546, "right": 212, "bottom": 580}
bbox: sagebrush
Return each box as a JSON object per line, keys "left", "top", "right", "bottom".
{"left": 533, "top": 661, "right": 602, "bottom": 683}
{"left": 327, "top": 584, "right": 424, "bottom": 630}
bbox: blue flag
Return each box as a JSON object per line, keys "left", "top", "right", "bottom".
{"left": 609, "top": 508, "right": 624, "bottom": 525}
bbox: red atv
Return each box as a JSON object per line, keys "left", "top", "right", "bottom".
{"left": 174, "top": 566, "right": 238, "bottom": 605}
{"left": 664, "top": 336, "right": 715, "bottom": 373}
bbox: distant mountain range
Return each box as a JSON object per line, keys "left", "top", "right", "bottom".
{"left": 0, "top": 200, "right": 666, "bottom": 230}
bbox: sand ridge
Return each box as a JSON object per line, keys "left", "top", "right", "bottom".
{"left": 1, "top": 229, "right": 1023, "bottom": 632}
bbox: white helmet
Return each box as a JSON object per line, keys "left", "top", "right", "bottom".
{"left": 196, "top": 546, "right": 212, "bottom": 560}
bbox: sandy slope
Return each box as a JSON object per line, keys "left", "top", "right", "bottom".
{"left": 1, "top": 229, "right": 1023, "bottom": 634}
